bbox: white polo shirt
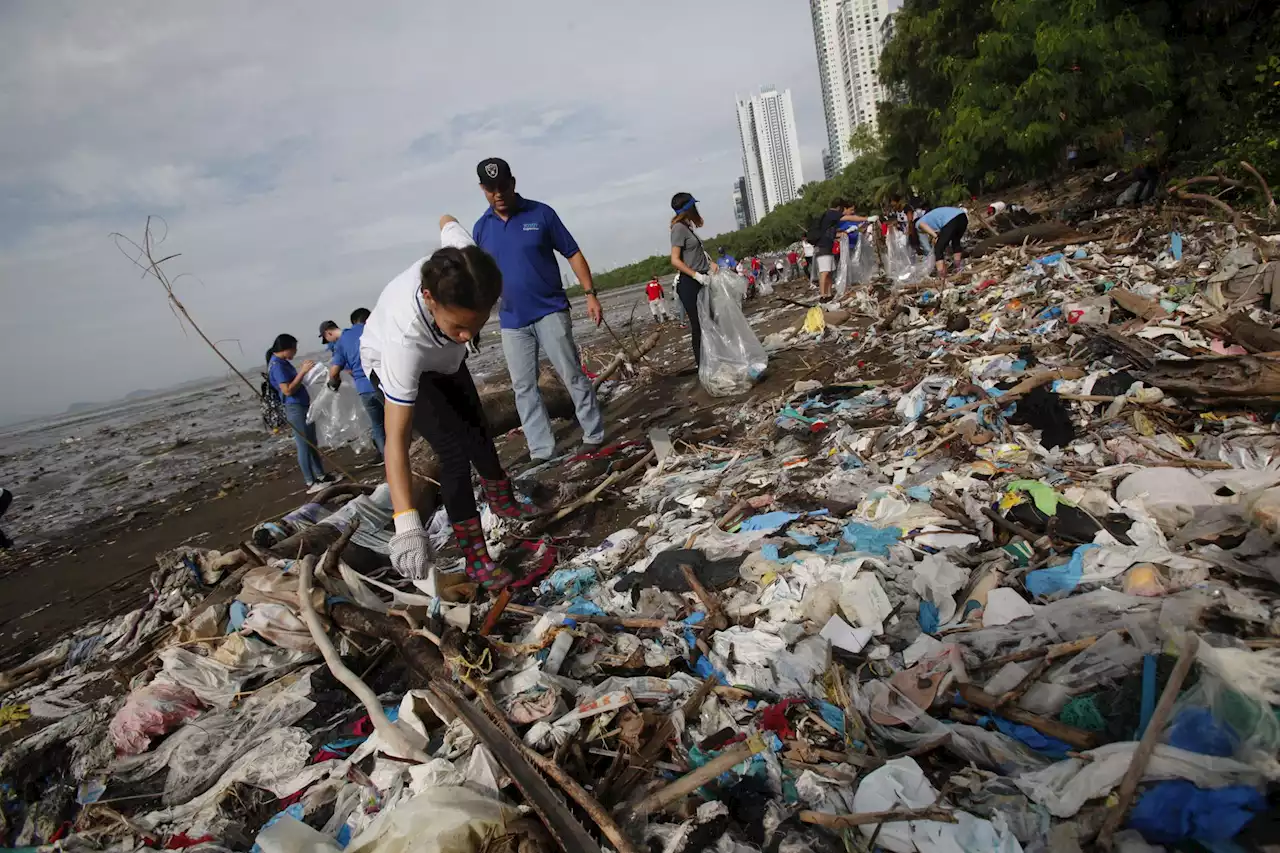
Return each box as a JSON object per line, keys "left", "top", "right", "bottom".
{"left": 360, "top": 222, "right": 473, "bottom": 406}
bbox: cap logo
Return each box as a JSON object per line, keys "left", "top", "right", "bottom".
{"left": 485, "top": 163, "right": 500, "bottom": 179}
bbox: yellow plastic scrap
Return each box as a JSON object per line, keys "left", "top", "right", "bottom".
{"left": 0, "top": 703, "right": 31, "bottom": 727}
{"left": 1131, "top": 411, "right": 1156, "bottom": 437}
{"left": 802, "top": 307, "right": 826, "bottom": 334}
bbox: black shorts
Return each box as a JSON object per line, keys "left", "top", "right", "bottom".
{"left": 933, "top": 212, "right": 968, "bottom": 261}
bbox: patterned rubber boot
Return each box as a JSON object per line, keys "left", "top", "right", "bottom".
{"left": 481, "top": 477, "right": 532, "bottom": 519}
{"left": 452, "top": 517, "right": 512, "bottom": 590}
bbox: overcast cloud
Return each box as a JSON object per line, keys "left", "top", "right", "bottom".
{"left": 0, "top": 1, "right": 826, "bottom": 423}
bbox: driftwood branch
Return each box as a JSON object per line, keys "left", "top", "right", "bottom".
{"left": 799, "top": 806, "right": 957, "bottom": 829}
{"left": 1239, "top": 161, "right": 1276, "bottom": 224}
{"left": 1173, "top": 189, "right": 1245, "bottom": 232}
{"left": 297, "top": 550, "right": 430, "bottom": 762}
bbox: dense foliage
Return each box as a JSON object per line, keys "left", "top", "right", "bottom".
{"left": 590, "top": 0, "right": 1278, "bottom": 291}
{"left": 879, "top": 0, "right": 1280, "bottom": 201}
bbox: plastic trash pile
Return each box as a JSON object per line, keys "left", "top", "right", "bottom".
{"left": 3, "top": 200, "right": 1280, "bottom": 853}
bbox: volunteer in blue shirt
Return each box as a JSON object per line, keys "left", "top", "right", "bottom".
{"left": 266, "top": 334, "right": 333, "bottom": 493}
{"left": 323, "top": 309, "right": 385, "bottom": 459}
{"left": 912, "top": 206, "right": 969, "bottom": 285}
{"left": 471, "top": 157, "right": 604, "bottom": 464}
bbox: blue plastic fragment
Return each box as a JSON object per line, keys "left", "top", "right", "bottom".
{"left": 1026, "top": 543, "right": 1099, "bottom": 597}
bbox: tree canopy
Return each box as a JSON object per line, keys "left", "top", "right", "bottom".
{"left": 879, "top": 0, "right": 1280, "bottom": 201}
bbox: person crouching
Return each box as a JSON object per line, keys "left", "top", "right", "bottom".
{"left": 361, "top": 216, "right": 527, "bottom": 591}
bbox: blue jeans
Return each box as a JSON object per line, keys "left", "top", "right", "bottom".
{"left": 500, "top": 310, "right": 604, "bottom": 460}
{"left": 359, "top": 390, "right": 386, "bottom": 458}
{"left": 284, "top": 404, "right": 325, "bottom": 485}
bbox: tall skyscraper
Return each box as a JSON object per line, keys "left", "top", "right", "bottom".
{"left": 732, "top": 177, "right": 752, "bottom": 230}
{"left": 809, "top": 0, "right": 902, "bottom": 172}
{"left": 734, "top": 86, "right": 805, "bottom": 221}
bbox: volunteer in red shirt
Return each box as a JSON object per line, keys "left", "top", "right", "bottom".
{"left": 645, "top": 276, "right": 668, "bottom": 323}
{"left": 786, "top": 250, "right": 799, "bottom": 279}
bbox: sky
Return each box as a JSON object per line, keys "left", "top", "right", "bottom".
{"left": 0, "top": 1, "right": 828, "bottom": 424}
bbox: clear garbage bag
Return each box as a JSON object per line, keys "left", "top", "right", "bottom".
{"left": 886, "top": 228, "right": 931, "bottom": 286}
{"left": 852, "top": 225, "right": 879, "bottom": 282}
{"left": 303, "top": 365, "right": 371, "bottom": 451}
{"left": 835, "top": 232, "right": 853, "bottom": 298}
{"left": 698, "top": 270, "right": 768, "bottom": 397}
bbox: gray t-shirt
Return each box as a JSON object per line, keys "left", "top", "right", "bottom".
{"left": 670, "top": 221, "right": 710, "bottom": 274}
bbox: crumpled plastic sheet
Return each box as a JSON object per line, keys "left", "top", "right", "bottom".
{"left": 113, "top": 667, "right": 318, "bottom": 811}
{"left": 157, "top": 636, "right": 316, "bottom": 708}
{"left": 304, "top": 364, "right": 372, "bottom": 451}
{"left": 852, "top": 757, "right": 1023, "bottom": 853}
{"left": 1012, "top": 741, "right": 1265, "bottom": 818}
{"left": 108, "top": 679, "right": 203, "bottom": 756}
{"left": 698, "top": 270, "right": 768, "bottom": 397}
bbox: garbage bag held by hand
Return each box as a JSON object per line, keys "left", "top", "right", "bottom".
{"left": 835, "top": 232, "right": 853, "bottom": 298}
{"left": 698, "top": 270, "right": 768, "bottom": 397}
{"left": 886, "top": 228, "right": 930, "bottom": 286}
{"left": 304, "top": 364, "right": 370, "bottom": 451}
{"left": 852, "top": 225, "right": 878, "bottom": 283}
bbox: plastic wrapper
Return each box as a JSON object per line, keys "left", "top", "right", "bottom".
{"left": 698, "top": 270, "right": 768, "bottom": 397}
{"left": 886, "top": 228, "right": 931, "bottom": 286}
{"left": 108, "top": 680, "right": 203, "bottom": 756}
{"left": 303, "top": 364, "right": 371, "bottom": 451}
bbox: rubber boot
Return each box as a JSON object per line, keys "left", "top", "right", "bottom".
{"left": 481, "top": 477, "right": 533, "bottom": 520}
{"left": 452, "top": 517, "right": 511, "bottom": 590}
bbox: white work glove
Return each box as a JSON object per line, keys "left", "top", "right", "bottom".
{"left": 390, "top": 510, "right": 433, "bottom": 580}
{"left": 693, "top": 272, "right": 709, "bottom": 285}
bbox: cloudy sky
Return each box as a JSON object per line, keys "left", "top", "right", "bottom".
{"left": 0, "top": 1, "right": 827, "bottom": 423}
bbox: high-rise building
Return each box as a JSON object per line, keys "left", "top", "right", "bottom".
{"left": 734, "top": 86, "right": 805, "bottom": 221}
{"left": 732, "top": 177, "right": 752, "bottom": 230}
{"left": 809, "top": 0, "right": 902, "bottom": 172}
{"left": 821, "top": 149, "right": 835, "bottom": 180}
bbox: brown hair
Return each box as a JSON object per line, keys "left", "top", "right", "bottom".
{"left": 420, "top": 246, "right": 503, "bottom": 311}
{"left": 671, "top": 207, "right": 704, "bottom": 229}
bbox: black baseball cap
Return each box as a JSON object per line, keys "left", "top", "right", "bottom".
{"left": 477, "top": 157, "right": 514, "bottom": 188}
{"left": 318, "top": 320, "right": 340, "bottom": 340}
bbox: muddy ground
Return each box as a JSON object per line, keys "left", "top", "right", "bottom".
{"left": 0, "top": 273, "right": 884, "bottom": 667}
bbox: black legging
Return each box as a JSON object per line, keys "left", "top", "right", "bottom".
{"left": 675, "top": 273, "right": 704, "bottom": 366}
{"left": 933, "top": 213, "right": 968, "bottom": 261}
{"left": 404, "top": 363, "right": 505, "bottom": 522}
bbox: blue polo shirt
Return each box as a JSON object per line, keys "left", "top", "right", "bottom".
{"left": 268, "top": 355, "right": 309, "bottom": 408}
{"left": 473, "top": 196, "right": 580, "bottom": 330}
{"left": 331, "top": 324, "right": 374, "bottom": 395}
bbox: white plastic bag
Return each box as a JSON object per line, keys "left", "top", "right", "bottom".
{"left": 304, "top": 365, "right": 371, "bottom": 451}
{"left": 698, "top": 270, "right": 768, "bottom": 397}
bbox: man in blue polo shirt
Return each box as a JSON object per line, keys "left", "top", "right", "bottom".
{"left": 472, "top": 157, "right": 604, "bottom": 463}
{"left": 323, "top": 309, "right": 385, "bottom": 458}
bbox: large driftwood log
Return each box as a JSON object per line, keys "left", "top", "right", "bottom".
{"left": 1140, "top": 355, "right": 1280, "bottom": 403}
{"left": 1211, "top": 311, "right": 1280, "bottom": 354}
{"left": 968, "top": 223, "right": 1084, "bottom": 259}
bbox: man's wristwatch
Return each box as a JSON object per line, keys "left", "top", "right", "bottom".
{"left": 583, "top": 290, "right": 599, "bottom": 298}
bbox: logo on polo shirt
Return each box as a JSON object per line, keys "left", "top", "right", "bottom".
{"left": 523, "top": 223, "right": 540, "bottom": 232}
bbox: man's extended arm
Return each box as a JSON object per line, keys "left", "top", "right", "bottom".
{"left": 567, "top": 252, "right": 603, "bottom": 325}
